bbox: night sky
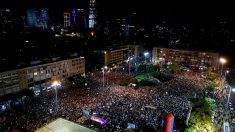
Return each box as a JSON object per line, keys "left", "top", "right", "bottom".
{"left": 1, "top": 0, "right": 235, "bottom": 66}
{"left": 1, "top": 0, "right": 234, "bottom": 22}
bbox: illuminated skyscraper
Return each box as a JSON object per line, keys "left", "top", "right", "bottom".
{"left": 37, "top": 8, "right": 49, "bottom": 29}
{"left": 0, "top": 9, "right": 13, "bottom": 32}
{"left": 26, "top": 9, "right": 37, "bottom": 28}
{"left": 71, "top": 9, "right": 87, "bottom": 31}
{"left": 26, "top": 8, "right": 49, "bottom": 29}
{"left": 88, "top": 0, "right": 96, "bottom": 28}
{"left": 64, "top": 12, "right": 70, "bottom": 28}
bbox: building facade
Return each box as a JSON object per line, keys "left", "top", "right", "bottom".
{"left": 152, "top": 47, "right": 219, "bottom": 70}
{"left": 0, "top": 57, "right": 85, "bottom": 96}
{"left": 104, "top": 46, "right": 129, "bottom": 66}
{"left": 103, "top": 45, "right": 143, "bottom": 67}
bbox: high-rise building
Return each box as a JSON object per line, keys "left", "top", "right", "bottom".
{"left": 71, "top": 9, "right": 77, "bottom": 25}
{"left": 0, "top": 9, "right": 13, "bottom": 32}
{"left": 63, "top": 12, "right": 70, "bottom": 28}
{"left": 88, "top": 0, "right": 96, "bottom": 28}
{"left": 37, "top": 8, "right": 49, "bottom": 29}
{"left": 26, "top": 9, "right": 37, "bottom": 28}
{"left": 70, "top": 8, "right": 87, "bottom": 31}
{"left": 26, "top": 8, "right": 49, "bottom": 29}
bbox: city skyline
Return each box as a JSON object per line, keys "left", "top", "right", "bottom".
{"left": 1, "top": 1, "right": 235, "bottom": 67}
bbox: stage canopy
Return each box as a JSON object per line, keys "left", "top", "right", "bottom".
{"left": 36, "top": 118, "right": 96, "bottom": 132}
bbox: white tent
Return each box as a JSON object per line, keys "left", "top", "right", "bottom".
{"left": 36, "top": 118, "right": 96, "bottom": 132}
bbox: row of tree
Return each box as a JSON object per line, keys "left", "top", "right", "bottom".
{"left": 185, "top": 98, "right": 216, "bottom": 132}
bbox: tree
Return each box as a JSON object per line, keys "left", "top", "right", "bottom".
{"left": 146, "top": 64, "right": 154, "bottom": 72}
{"left": 137, "top": 64, "right": 146, "bottom": 73}
{"left": 186, "top": 98, "right": 215, "bottom": 132}
{"left": 138, "top": 80, "right": 155, "bottom": 86}
{"left": 207, "top": 82, "right": 218, "bottom": 92}
{"left": 153, "top": 64, "right": 161, "bottom": 72}
{"left": 119, "top": 79, "right": 128, "bottom": 86}
{"left": 150, "top": 71, "right": 159, "bottom": 78}
{"left": 205, "top": 97, "right": 216, "bottom": 110}
{"left": 205, "top": 68, "right": 219, "bottom": 81}
{"left": 169, "top": 63, "right": 181, "bottom": 74}
{"left": 20, "top": 89, "right": 34, "bottom": 98}
{"left": 228, "top": 75, "right": 235, "bottom": 87}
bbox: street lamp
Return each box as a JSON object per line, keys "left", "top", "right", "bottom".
{"left": 52, "top": 80, "right": 60, "bottom": 112}
{"left": 227, "top": 86, "right": 232, "bottom": 108}
{"left": 128, "top": 57, "right": 133, "bottom": 76}
{"left": 144, "top": 52, "right": 149, "bottom": 63}
{"left": 102, "top": 66, "right": 108, "bottom": 88}
{"left": 219, "top": 57, "right": 226, "bottom": 76}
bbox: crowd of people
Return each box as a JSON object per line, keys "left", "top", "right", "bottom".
{"left": 0, "top": 71, "right": 227, "bottom": 131}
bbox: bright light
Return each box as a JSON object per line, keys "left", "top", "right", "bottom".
{"left": 220, "top": 58, "right": 226, "bottom": 64}
{"left": 226, "top": 70, "right": 230, "bottom": 74}
{"left": 232, "top": 88, "right": 235, "bottom": 92}
{"left": 104, "top": 51, "right": 107, "bottom": 54}
{"left": 91, "top": 31, "right": 94, "bottom": 36}
{"left": 52, "top": 81, "right": 60, "bottom": 87}
{"left": 104, "top": 66, "right": 108, "bottom": 69}
{"left": 144, "top": 52, "right": 149, "bottom": 56}
{"left": 25, "top": 40, "right": 29, "bottom": 43}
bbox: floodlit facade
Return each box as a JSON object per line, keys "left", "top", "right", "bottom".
{"left": 152, "top": 47, "right": 219, "bottom": 70}
{"left": 104, "top": 47, "right": 129, "bottom": 66}
{"left": 101, "top": 45, "right": 143, "bottom": 66}
{"left": 0, "top": 57, "right": 85, "bottom": 96}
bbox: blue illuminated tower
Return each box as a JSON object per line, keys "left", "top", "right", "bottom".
{"left": 26, "top": 9, "right": 37, "bottom": 28}
{"left": 72, "top": 9, "right": 77, "bottom": 24}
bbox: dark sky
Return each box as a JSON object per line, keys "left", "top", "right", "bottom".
{"left": 1, "top": 0, "right": 234, "bottom": 20}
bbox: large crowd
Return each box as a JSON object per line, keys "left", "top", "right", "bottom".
{"left": 0, "top": 71, "right": 227, "bottom": 132}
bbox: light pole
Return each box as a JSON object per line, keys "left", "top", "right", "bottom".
{"left": 52, "top": 81, "right": 60, "bottom": 112}
{"left": 102, "top": 68, "right": 104, "bottom": 88}
{"left": 144, "top": 52, "right": 149, "bottom": 64}
{"left": 128, "top": 57, "right": 133, "bottom": 76}
{"left": 219, "top": 57, "right": 226, "bottom": 76}
{"left": 102, "top": 66, "right": 108, "bottom": 88}
{"left": 227, "top": 85, "right": 232, "bottom": 108}
{"left": 225, "top": 70, "right": 229, "bottom": 79}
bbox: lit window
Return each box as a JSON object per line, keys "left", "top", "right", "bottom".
{"left": 34, "top": 72, "right": 38, "bottom": 76}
